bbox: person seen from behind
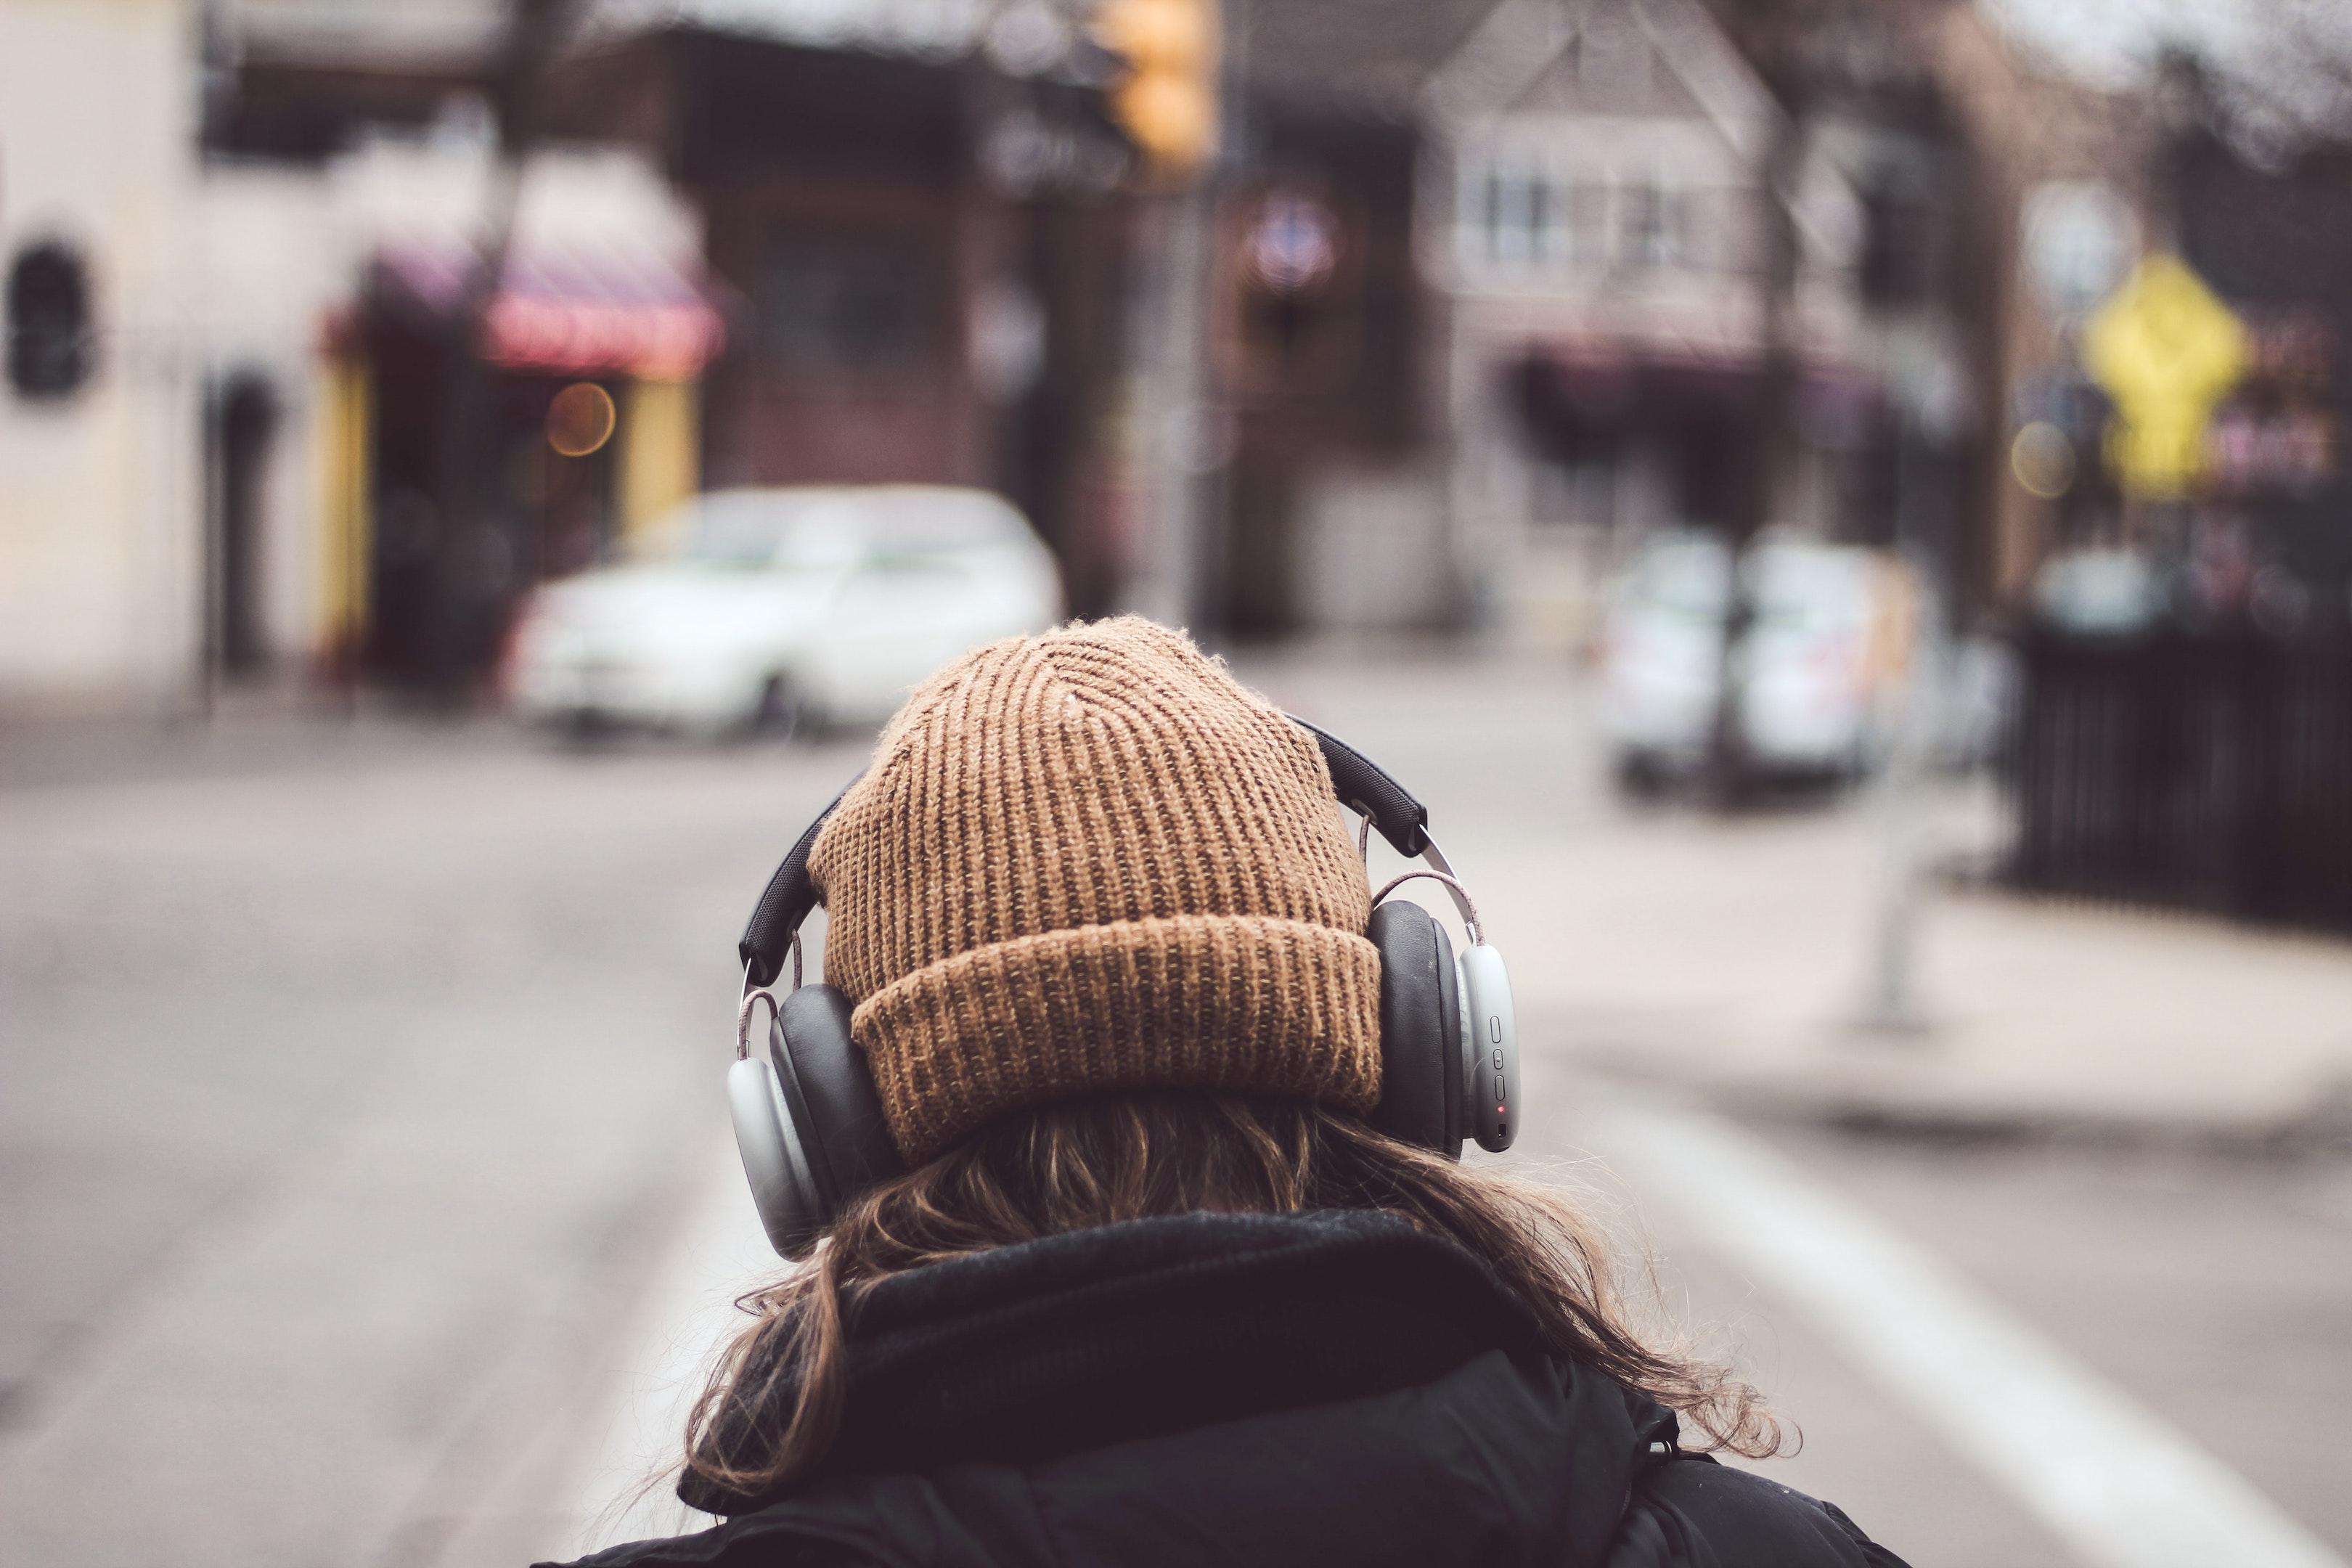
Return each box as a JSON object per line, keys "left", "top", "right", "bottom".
{"left": 547, "top": 616, "right": 1910, "bottom": 1568}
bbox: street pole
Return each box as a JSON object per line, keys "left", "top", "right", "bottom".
{"left": 193, "top": 371, "right": 223, "bottom": 723}
{"left": 1117, "top": 0, "right": 1238, "bottom": 635}
{"left": 1707, "top": 43, "right": 1808, "bottom": 812}
{"left": 423, "top": 0, "right": 575, "bottom": 700}
{"left": 1127, "top": 184, "right": 1216, "bottom": 630}
{"left": 1857, "top": 426, "right": 1941, "bottom": 1037}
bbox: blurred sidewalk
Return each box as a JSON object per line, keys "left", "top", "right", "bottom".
{"left": 1500, "top": 807, "right": 2352, "bottom": 1147}
{"left": 1245, "top": 643, "right": 2352, "bottom": 1151}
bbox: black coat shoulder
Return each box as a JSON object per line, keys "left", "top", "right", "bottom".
{"left": 1613, "top": 1456, "right": 1911, "bottom": 1568}
{"left": 543, "top": 1214, "right": 1911, "bottom": 1568}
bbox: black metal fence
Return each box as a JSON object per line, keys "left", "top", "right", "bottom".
{"left": 2011, "top": 629, "right": 2352, "bottom": 932}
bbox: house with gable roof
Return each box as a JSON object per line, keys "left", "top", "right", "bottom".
{"left": 1230, "top": 0, "right": 1975, "bottom": 647}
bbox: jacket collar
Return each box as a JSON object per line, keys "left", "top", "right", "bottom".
{"left": 682, "top": 1209, "right": 1561, "bottom": 1516}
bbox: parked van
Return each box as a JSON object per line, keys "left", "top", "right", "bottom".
{"left": 1600, "top": 531, "right": 1916, "bottom": 788}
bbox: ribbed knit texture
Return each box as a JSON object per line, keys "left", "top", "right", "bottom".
{"left": 809, "top": 617, "right": 1381, "bottom": 1164}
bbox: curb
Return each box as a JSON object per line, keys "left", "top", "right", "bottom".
{"left": 1567, "top": 1048, "right": 2352, "bottom": 1158}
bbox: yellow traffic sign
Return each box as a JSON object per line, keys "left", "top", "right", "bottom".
{"left": 2081, "top": 255, "right": 2247, "bottom": 499}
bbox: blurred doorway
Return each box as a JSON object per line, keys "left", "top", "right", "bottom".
{"left": 1509, "top": 351, "right": 1756, "bottom": 537}
{"left": 364, "top": 309, "right": 625, "bottom": 688}
{"left": 208, "top": 372, "right": 279, "bottom": 677}
{"left": 353, "top": 221, "right": 722, "bottom": 693}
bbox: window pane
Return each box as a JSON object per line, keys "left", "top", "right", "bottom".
{"left": 1483, "top": 168, "right": 1511, "bottom": 262}
{"left": 1574, "top": 179, "right": 1610, "bottom": 266}
{"left": 762, "top": 243, "right": 936, "bottom": 374}
{"left": 1623, "top": 181, "right": 1663, "bottom": 267}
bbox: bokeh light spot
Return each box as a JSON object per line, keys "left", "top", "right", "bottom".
{"left": 547, "top": 382, "right": 617, "bottom": 457}
{"left": 2010, "top": 421, "right": 2076, "bottom": 499}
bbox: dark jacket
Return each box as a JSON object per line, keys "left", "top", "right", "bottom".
{"left": 547, "top": 1211, "right": 1907, "bottom": 1568}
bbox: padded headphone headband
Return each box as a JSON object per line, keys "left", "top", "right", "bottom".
{"left": 1289, "top": 716, "right": 1431, "bottom": 855}
{"left": 739, "top": 775, "right": 860, "bottom": 988}
{"left": 737, "top": 716, "right": 1434, "bottom": 988}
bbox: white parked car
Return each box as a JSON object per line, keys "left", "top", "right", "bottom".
{"left": 506, "top": 486, "right": 1063, "bottom": 735}
{"left": 2030, "top": 546, "right": 2164, "bottom": 634}
{"left": 1601, "top": 531, "right": 1916, "bottom": 788}
{"left": 1597, "top": 533, "right": 1733, "bottom": 783}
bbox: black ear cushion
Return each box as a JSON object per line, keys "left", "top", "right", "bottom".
{"left": 775, "top": 984, "right": 908, "bottom": 1214}
{"left": 1368, "top": 901, "right": 1463, "bottom": 1158}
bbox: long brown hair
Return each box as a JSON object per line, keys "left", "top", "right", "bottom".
{"left": 685, "top": 1093, "right": 1781, "bottom": 1500}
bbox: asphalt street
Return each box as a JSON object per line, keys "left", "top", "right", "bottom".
{"left": 1, "top": 652, "right": 2346, "bottom": 1567}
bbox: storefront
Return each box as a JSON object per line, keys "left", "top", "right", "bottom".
{"left": 342, "top": 163, "right": 726, "bottom": 689}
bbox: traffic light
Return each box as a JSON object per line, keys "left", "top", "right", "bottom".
{"left": 1094, "top": 0, "right": 1220, "bottom": 181}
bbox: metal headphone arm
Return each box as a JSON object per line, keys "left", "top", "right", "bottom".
{"left": 1360, "top": 823, "right": 1484, "bottom": 945}
{"left": 738, "top": 931, "right": 804, "bottom": 1025}
{"left": 738, "top": 984, "right": 780, "bottom": 1061}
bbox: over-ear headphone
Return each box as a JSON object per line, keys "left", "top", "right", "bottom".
{"left": 727, "top": 718, "right": 1520, "bottom": 1257}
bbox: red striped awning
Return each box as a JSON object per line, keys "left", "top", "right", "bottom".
{"left": 375, "top": 233, "right": 727, "bottom": 379}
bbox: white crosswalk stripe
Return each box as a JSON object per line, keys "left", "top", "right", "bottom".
{"left": 1585, "top": 1090, "right": 2345, "bottom": 1568}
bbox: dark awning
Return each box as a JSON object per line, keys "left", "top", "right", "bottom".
{"left": 373, "top": 232, "right": 727, "bottom": 379}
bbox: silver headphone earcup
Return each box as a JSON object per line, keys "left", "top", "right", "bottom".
{"left": 727, "top": 1055, "right": 822, "bottom": 1257}
{"left": 1457, "top": 942, "right": 1519, "bottom": 1153}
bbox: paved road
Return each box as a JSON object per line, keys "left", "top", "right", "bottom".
{"left": 1, "top": 653, "right": 2345, "bottom": 1567}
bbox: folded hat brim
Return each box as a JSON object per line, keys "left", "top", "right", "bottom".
{"left": 850, "top": 913, "right": 1384, "bottom": 1164}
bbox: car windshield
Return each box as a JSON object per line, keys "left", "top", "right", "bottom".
{"left": 1625, "top": 538, "right": 1731, "bottom": 618}
{"left": 653, "top": 489, "right": 1024, "bottom": 569}
{"left": 660, "top": 494, "right": 837, "bottom": 568}
{"left": 1747, "top": 547, "right": 1872, "bottom": 634}
{"left": 1620, "top": 538, "right": 1876, "bottom": 633}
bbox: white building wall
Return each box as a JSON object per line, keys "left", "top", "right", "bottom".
{"left": 0, "top": 0, "right": 202, "bottom": 711}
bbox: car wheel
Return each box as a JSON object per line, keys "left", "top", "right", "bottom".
{"left": 1614, "top": 750, "right": 1670, "bottom": 801}
{"left": 542, "top": 706, "right": 608, "bottom": 748}
{"left": 748, "top": 674, "right": 805, "bottom": 743}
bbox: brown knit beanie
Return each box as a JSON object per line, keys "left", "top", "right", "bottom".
{"left": 807, "top": 616, "right": 1381, "bottom": 1164}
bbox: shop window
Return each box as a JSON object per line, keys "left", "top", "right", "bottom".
{"left": 1228, "top": 187, "right": 1363, "bottom": 393}
{"left": 1541, "top": 177, "right": 1589, "bottom": 266}
{"left": 1466, "top": 158, "right": 1589, "bottom": 272}
{"left": 1619, "top": 179, "right": 1687, "bottom": 269}
{"left": 1479, "top": 164, "right": 1541, "bottom": 265}
{"left": 1860, "top": 186, "right": 1937, "bottom": 308}
{"left": 1569, "top": 179, "right": 1611, "bottom": 266}
{"left": 761, "top": 242, "right": 936, "bottom": 376}
{"left": 7, "top": 238, "right": 95, "bottom": 401}
{"left": 1468, "top": 163, "right": 1701, "bottom": 276}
